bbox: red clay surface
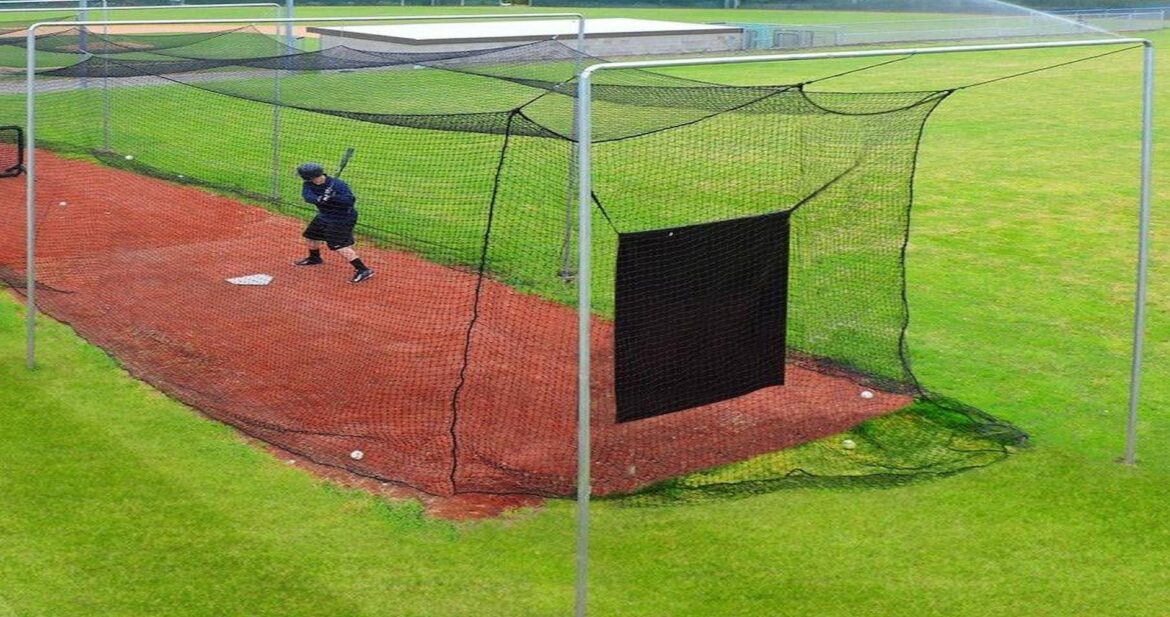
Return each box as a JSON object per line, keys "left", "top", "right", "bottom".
{"left": 0, "top": 151, "right": 912, "bottom": 506}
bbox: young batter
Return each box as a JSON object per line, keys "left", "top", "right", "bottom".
{"left": 294, "top": 162, "right": 374, "bottom": 284}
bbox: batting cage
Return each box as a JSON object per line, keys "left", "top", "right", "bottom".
{"left": 0, "top": 17, "right": 1059, "bottom": 501}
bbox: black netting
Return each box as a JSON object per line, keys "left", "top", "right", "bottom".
{"left": 0, "top": 16, "right": 73, "bottom": 38}
{"left": 0, "top": 26, "right": 293, "bottom": 56}
{"left": 0, "top": 124, "right": 21, "bottom": 176}
{"left": 0, "top": 27, "right": 1026, "bottom": 501}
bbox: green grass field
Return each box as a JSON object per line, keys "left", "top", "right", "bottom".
{"left": 1, "top": 7, "right": 1169, "bottom": 616}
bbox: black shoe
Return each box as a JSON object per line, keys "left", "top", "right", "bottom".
{"left": 294, "top": 256, "right": 324, "bottom": 266}
{"left": 350, "top": 268, "right": 374, "bottom": 284}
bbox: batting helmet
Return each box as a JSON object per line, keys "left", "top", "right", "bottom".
{"left": 296, "top": 162, "right": 325, "bottom": 180}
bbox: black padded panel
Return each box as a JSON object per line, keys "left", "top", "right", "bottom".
{"left": 615, "top": 209, "right": 791, "bottom": 422}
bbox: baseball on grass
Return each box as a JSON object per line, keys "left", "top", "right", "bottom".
{"left": 350, "top": 450, "right": 364, "bottom": 460}
{"left": 124, "top": 155, "right": 134, "bottom": 160}
{"left": 860, "top": 389, "right": 875, "bottom": 399}
{"left": 842, "top": 439, "right": 857, "bottom": 450}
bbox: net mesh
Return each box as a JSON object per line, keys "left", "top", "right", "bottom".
{"left": 0, "top": 23, "right": 1028, "bottom": 501}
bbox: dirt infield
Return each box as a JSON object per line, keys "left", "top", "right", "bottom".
{"left": 0, "top": 152, "right": 912, "bottom": 504}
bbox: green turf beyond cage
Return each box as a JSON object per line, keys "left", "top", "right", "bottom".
{"left": 0, "top": 24, "right": 1030, "bottom": 500}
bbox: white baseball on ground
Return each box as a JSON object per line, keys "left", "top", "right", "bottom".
{"left": 842, "top": 439, "right": 857, "bottom": 450}
{"left": 860, "top": 390, "right": 875, "bottom": 399}
{"left": 350, "top": 450, "right": 364, "bottom": 460}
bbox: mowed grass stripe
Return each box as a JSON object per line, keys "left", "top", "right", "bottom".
{"left": 0, "top": 303, "right": 578, "bottom": 617}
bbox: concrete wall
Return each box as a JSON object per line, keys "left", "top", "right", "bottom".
{"left": 318, "top": 32, "right": 745, "bottom": 56}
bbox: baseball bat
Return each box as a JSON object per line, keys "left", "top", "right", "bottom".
{"left": 335, "top": 147, "right": 355, "bottom": 178}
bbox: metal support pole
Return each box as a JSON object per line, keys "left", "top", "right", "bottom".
{"left": 574, "top": 70, "right": 592, "bottom": 617}
{"left": 559, "top": 17, "right": 587, "bottom": 281}
{"left": 25, "top": 27, "right": 36, "bottom": 369}
{"left": 1124, "top": 41, "right": 1155, "bottom": 465}
{"left": 572, "top": 14, "right": 593, "bottom": 613}
{"left": 100, "top": 0, "right": 110, "bottom": 152}
{"left": 283, "top": 0, "right": 294, "bottom": 50}
{"left": 271, "top": 47, "right": 282, "bottom": 203}
{"left": 78, "top": 0, "right": 87, "bottom": 59}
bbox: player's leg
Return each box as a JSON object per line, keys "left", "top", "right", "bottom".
{"left": 325, "top": 218, "right": 372, "bottom": 283}
{"left": 296, "top": 219, "right": 326, "bottom": 266}
{"left": 332, "top": 209, "right": 372, "bottom": 283}
{"left": 337, "top": 246, "right": 373, "bottom": 283}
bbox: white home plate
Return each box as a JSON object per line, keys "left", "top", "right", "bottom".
{"left": 226, "top": 274, "right": 273, "bottom": 286}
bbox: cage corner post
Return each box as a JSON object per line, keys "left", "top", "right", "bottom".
{"left": 1123, "top": 39, "right": 1154, "bottom": 466}
{"left": 574, "top": 66, "right": 594, "bottom": 617}
{"left": 24, "top": 22, "right": 40, "bottom": 369}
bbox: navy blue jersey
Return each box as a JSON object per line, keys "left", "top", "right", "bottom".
{"left": 302, "top": 176, "right": 357, "bottom": 221}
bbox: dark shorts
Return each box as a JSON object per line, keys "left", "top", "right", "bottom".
{"left": 303, "top": 214, "right": 356, "bottom": 250}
